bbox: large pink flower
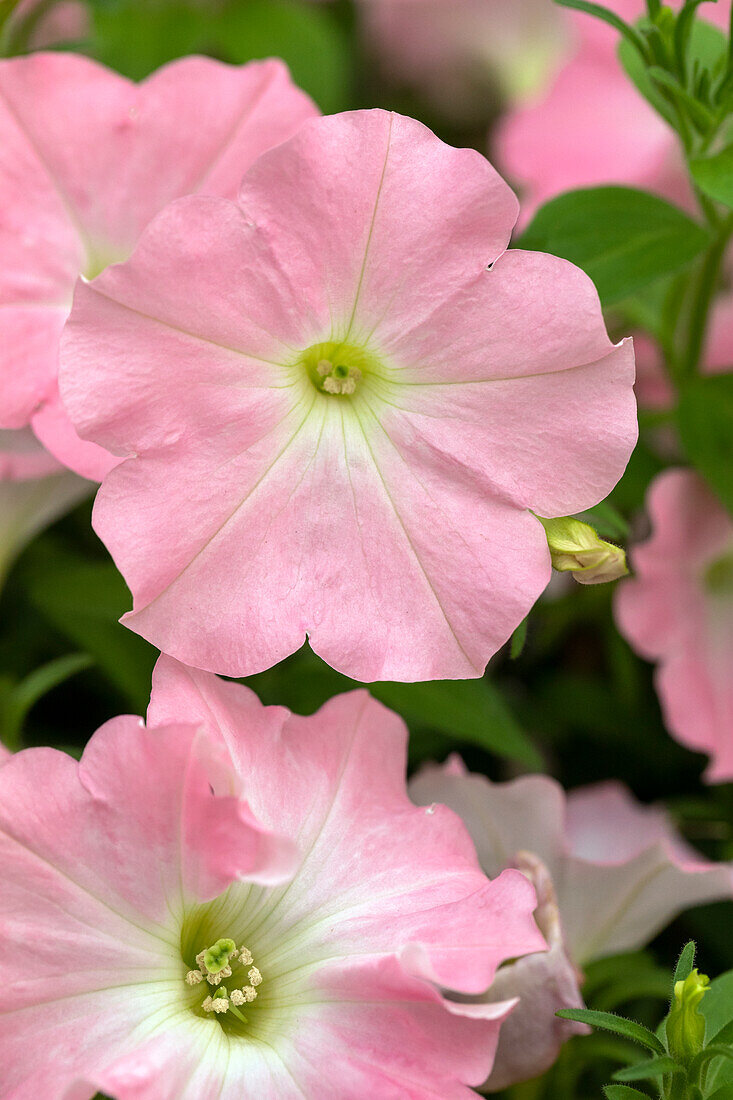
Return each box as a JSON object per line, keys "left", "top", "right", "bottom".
{"left": 0, "top": 655, "right": 544, "bottom": 1098}
{"left": 61, "top": 110, "right": 636, "bottom": 682}
{"left": 411, "top": 758, "right": 733, "bottom": 1088}
{"left": 0, "top": 50, "right": 317, "bottom": 478}
{"left": 0, "top": 428, "right": 89, "bottom": 587}
{"left": 615, "top": 469, "right": 733, "bottom": 781}
{"left": 497, "top": 1, "right": 730, "bottom": 222}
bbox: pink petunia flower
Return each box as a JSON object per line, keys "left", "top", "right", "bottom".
{"left": 615, "top": 469, "right": 733, "bottom": 781}
{"left": 0, "top": 428, "right": 89, "bottom": 587}
{"left": 0, "top": 50, "right": 318, "bottom": 478}
{"left": 0, "top": 655, "right": 545, "bottom": 1098}
{"left": 497, "top": 0, "right": 731, "bottom": 223}
{"left": 410, "top": 757, "right": 733, "bottom": 1088}
{"left": 60, "top": 109, "right": 637, "bottom": 683}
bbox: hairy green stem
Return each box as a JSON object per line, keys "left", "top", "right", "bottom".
{"left": 678, "top": 215, "right": 733, "bottom": 381}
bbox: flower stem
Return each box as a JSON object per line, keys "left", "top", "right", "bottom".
{"left": 677, "top": 215, "right": 733, "bottom": 382}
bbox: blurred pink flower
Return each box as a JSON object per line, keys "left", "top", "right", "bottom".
{"left": 634, "top": 291, "right": 733, "bottom": 411}
{"left": 411, "top": 758, "right": 733, "bottom": 1088}
{"left": 2, "top": 0, "right": 89, "bottom": 50}
{"left": 0, "top": 50, "right": 317, "bottom": 478}
{"left": 616, "top": 469, "right": 733, "bottom": 781}
{"left": 61, "top": 109, "right": 636, "bottom": 682}
{"left": 497, "top": 0, "right": 731, "bottom": 223}
{"left": 360, "top": 0, "right": 570, "bottom": 122}
{"left": 0, "top": 655, "right": 544, "bottom": 1098}
{"left": 0, "top": 428, "right": 90, "bottom": 586}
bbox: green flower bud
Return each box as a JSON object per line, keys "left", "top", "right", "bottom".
{"left": 537, "top": 516, "right": 628, "bottom": 586}
{"left": 666, "top": 969, "right": 710, "bottom": 1066}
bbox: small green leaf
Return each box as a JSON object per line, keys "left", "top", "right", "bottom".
{"left": 613, "top": 1055, "right": 680, "bottom": 1080}
{"left": 677, "top": 374, "right": 733, "bottom": 515}
{"left": 0, "top": 653, "right": 92, "bottom": 751}
{"left": 519, "top": 187, "right": 710, "bottom": 305}
{"left": 703, "top": 970, "right": 733, "bottom": 1041}
{"left": 576, "top": 501, "right": 630, "bottom": 540}
{"left": 553, "top": 0, "right": 648, "bottom": 53}
{"left": 674, "top": 941, "right": 698, "bottom": 987}
{"left": 706, "top": 1087, "right": 733, "bottom": 1100}
{"left": 557, "top": 1009, "right": 667, "bottom": 1053}
{"left": 509, "top": 617, "right": 528, "bottom": 659}
{"left": 604, "top": 1085, "right": 654, "bottom": 1099}
{"left": 690, "top": 144, "right": 733, "bottom": 208}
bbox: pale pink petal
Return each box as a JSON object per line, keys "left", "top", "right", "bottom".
{"left": 561, "top": 841, "right": 733, "bottom": 963}
{"left": 483, "top": 855, "right": 586, "bottom": 1091}
{"left": 32, "top": 385, "right": 119, "bottom": 482}
{"left": 0, "top": 427, "right": 63, "bottom": 480}
{"left": 301, "top": 955, "right": 517, "bottom": 1097}
{"left": 615, "top": 470, "right": 733, "bottom": 780}
{"left": 410, "top": 765, "right": 567, "bottom": 880}
{"left": 377, "top": 251, "right": 637, "bottom": 516}
{"left": 0, "top": 50, "right": 317, "bottom": 431}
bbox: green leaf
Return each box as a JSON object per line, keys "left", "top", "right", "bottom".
{"left": 690, "top": 144, "right": 733, "bottom": 208}
{"left": 22, "top": 545, "right": 156, "bottom": 713}
{"left": 0, "top": 653, "right": 93, "bottom": 751}
{"left": 519, "top": 187, "right": 710, "bottom": 305}
{"left": 618, "top": 19, "right": 727, "bottom": 127}
{"left": 554, "top": 0, "right": 648, "bottom": 53}
{"left": 613, "top": 1055, "right": 680, "bottom": 1080}
{"left": 557, "top": 1009, "right": 667, "bottom": 1053}
{"left": 706, "top": 1087, "right": 733, "bottom": 1100}
{"left": 604, "top": 1085, "right": 654, "bottom": 1099}
{"left": 369, "top": 678, "right": 542, "bottom": 769}
{"left": 677, "top": 374, "right": 733, "bottom": 515}
{"left": 92, "top": 0, "right": 351, "bottom": 113}
{"left": 674, "top": 941, "right": 698, "bottom": 987}
{"left": 702, "top": 970, "right": 733, "bottom": 1041}
{"left": 509, "top": 617, "right": 528, "bottom": 659}
{"left": 576, "top": 500, "right": 630, "bottom": 540}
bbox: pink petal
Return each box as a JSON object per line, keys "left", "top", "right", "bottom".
{"left": 410, "top": 765, "right": 567, "bottom": 880}
{"left": 615, "top": 470, "right": 733, "bottom": 780}
{"left": 0, "top": 50, "right": 317, "bottom": 432}
{"left": 32, "top": 384, "right": 120, "bottom": 482}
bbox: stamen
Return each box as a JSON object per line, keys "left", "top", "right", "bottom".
{"left": 186, "top": 940, "right": 262, "bottom": 1019}
{"left": 202, "top": 992, "right": 229, "bottom": 1014}
{"left": 313, "top": 357, "right": 362, "bottom": 395}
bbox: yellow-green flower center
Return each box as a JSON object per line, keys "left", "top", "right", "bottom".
{"left": 184, "top": 935, "right": 264, "bottom": 1026}
{"left": 299, "top": 340, "right": 383, "bottom": 396}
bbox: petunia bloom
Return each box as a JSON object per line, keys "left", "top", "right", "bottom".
{"left": 0, "top": 655, "right": 545, "bottom": 1098}
{"left": 0, "top": 50, "right": 317, "bottom": 478}
{"left": 497, "top": 0, "right": 730, "bottom": 223}
{"left": 61, "top": 109, "right": 637, "bottom": 683}
{"left": 410, "top": 757, "right": 733, "bottom": 1088}
{"left": 615, "top": 469, "right": 733, "bottom": 782}
{"left": 0, "top": 428, "right": 89, "bottom": 588}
